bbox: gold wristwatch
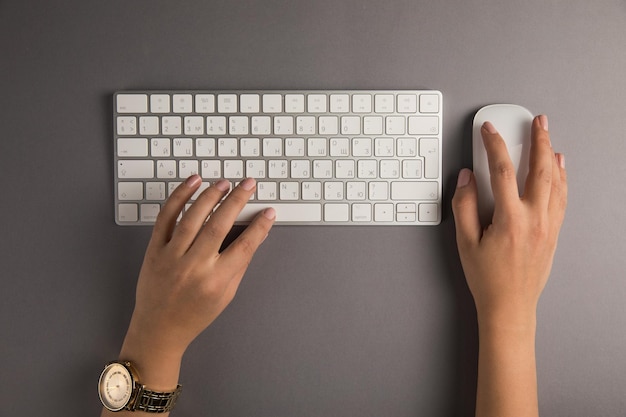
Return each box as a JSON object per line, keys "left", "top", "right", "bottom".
{"left": 98, "top": 361, "right": 182, "bottom": 413}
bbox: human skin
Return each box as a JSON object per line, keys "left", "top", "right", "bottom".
{"left": 451, "top": 115, "right": 567, "bottom": 417}
{"left": 100, "top": 176, "right": 275, "bottom": 417}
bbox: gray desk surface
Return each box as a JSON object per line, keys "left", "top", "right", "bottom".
{"left": 1, "top": 1, "right": 625, "bottom": 416}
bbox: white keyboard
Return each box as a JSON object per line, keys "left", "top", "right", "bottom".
{"left": 114, "top": 90, "right": 442, "bottom": 226}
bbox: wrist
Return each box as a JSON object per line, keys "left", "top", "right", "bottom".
{"left": 476, "top": 306, "right": 537, "bottom": 335}
{"left": 119, "top": 325, "right": 185, "bottom": 391}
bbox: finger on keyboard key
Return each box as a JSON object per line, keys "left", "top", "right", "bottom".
{"left": 236, "top": 203, "right": 322, "bottom": 223}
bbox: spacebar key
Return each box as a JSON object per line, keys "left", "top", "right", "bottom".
{"left": 236, "top": 203, "right": 322, "bottom": 223}
{"left": 391, "top": 181, "right": 438, "bottom": 200}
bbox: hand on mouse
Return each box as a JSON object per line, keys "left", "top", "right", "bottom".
{"left": 102, "top": 176, "right": 275, "bottom": 416}
{"left": 451, "top": 115, "right": 567, "bottom": 417}
{"left": 452, "top": 114, "right": 567, "bottom": 324}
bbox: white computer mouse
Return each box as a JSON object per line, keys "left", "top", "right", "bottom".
{"left": 472, "top": 104, "right": 534, "bottom": 226}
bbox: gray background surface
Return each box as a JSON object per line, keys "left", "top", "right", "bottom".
{"left": 1, "top": 1, "right": 625, "bottom": 416}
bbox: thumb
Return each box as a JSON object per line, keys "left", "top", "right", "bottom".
{"left": 451, "top": 168, "right": 482, "bottom": 247}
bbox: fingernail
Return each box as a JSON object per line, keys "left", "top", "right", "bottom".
{"left": 482, "top": 121, "right": 498, "bottom": 134}
{"left": 240, "top": 177, "right": 256, "bottom": 191}
{"left": 456, "top": 168, "right": 471, "bottom": 188}
{"left": 539, "top": 115, "right": 549, "bottom": 131}
{"left": 557, "top": 153, "right": 565, "bottom": 169}
{"left": 185, "top": 174, "right": 201, "bottom": 188}
{"left": 263, "top": 207, "right": 276, "bottom": 220}
{"left": 214, "top": 179, "right": 230, "bottom": 192}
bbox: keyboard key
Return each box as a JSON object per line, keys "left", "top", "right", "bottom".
{"left": 352, "top": 94, "right": 372, "bottom": 113}
{"left": 285, "top": 138, "right": 304, "bottom": 156}
{"left": 218, "top": 94, "right": 238, "bottom": 113}
{"left": 140, "top": 204, "right": 160, "bottom": 222}
{"left": 374, "top": 203, "right": 394, "bottom": 222}
{"left": 173, "top": 94, "right": 193, "bottom": 113}
{"left": 330, "top": 138, "right": 349, "bottom": 157}
{"left": 330, "top": 94, "right": 349, "bottom": 113}
{"left": 341, "top": 116, "right": 360, "bottom": 134}
{"left": 206, "top": 116, "right": 226, "bottom": 134}
{"left": 172, "top": 94, "right": 193, "bottom": 113}
{"left": 139, "top": 116, "right": 159, "bottom": 135}
{"left": 302, "top": 182, "right": 322, "bottom": 200}
{"left": 173, "top": 138, "right": 193, "bottom": 157}
{"left": 390, "top": 181, "right": 438, "bottom": 200}
{"left": 397, "top": 94, "right": 417, "bottom": 113}
{"left": 363, "top": 116, "right": 383, "bottom": 135}
{"left": 385, "top": 116, "right": 405, "bottom": 135}
{"left": 352, "top": 203, "right": 372, "bottom": 221}
{"left": 150, "top": 94, "right": 170, "bottom": 113}
{"left": 252, "top": 116, "right": 271, "bottom": 135}
{"left": 117, "top": 138, "right": 148, "bottom": 157}
{"left": 117, "top": 94, "right": 147, "bottom": 113}
{"left": 151, "top": 138, "right": 171, "bottom": 157}
{"left": 118, "top": 160, "right": 154, "bottom": 179}
{"left": 157, "top": 160, "right": 176, "bottom": 178}
{"left": 118, "top": 182, "right": 143, "bottom": 200}
{"left": 318, "top": 116, "right": 338, "bottom": 135}
{"left": 185, "top": 116, "right": 204, "bottom": 135}
{"left": 229, "top": 116, "right": 249, "bottom": 135}
{"left": 369, "top": 182, "right": 388, "bottom": 200}
{"left": 263, "top": 94, "right": 282, "bottom": 113}
{"left": 179, "top": 160, "right": 199, "bottom": 177}
{"left": 408, "top": 116, "right": 439, "bottom": 135}
{"left": 279, "top": 182, "right": 299, "bottom": 200}
{"left": 195, "top": 94, "right": 215, "bottom": 113}
{"left": 240, "top": 94, "right": 260, "bottom": 113}
{"left": 237, "top": 203, "right": 322, "bottom": 222}
{"left": 116, "top": 116, "right": 137, "bottom": 135}
{"left": 419, "top": 94, "right": 440, "bottom": 113}
{"left": 162, "top": 116, "right": 182, "bottom": 135}
{"left": 374, "top": 94, "right": 394, "bottom": 113}
{"left": 146, "top": 182, "right": 166, "bottom": 200}
{"left": 240, "top": 138, "right": 260, "bottom": 157}
{"left": 419, "top": 203, "right": 439, "bottom": 222}
{"left": 419, "top": 137, "right": 440, "bottom": 179}
{"left": 285, "top": 94, "right": 305, "bottom": 113}
{"left": 307, "top": 94, "right": 327, "bottom": 113}
{"left": 273, "top": 116, "right": 294, "bottom": 135}
{"left": 324, "top": 203, "right": 349, "bottom": 222}
{"left": 352, "top": 138, "right": 372, "bottom": 157}
{"left": 118, "top": 203, "right": 138, "bottom": 222}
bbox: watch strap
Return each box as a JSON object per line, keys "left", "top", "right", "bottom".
{"left": 132, "top": 384, "right": 182, "bottom": 413}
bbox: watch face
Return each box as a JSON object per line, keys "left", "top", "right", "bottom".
{"left": 98, "top": 362, "right": 134, "bottom": 411}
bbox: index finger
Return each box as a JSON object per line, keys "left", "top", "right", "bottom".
{"left": 219, "top": 207, "right": 276, "bottom": 276}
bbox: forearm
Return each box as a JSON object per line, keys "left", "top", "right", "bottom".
{"left": 475, "top": 312, "right": 538, "bottom": 417}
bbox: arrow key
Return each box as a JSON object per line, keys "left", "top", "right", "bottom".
{"left": 419, "top": 203, "right": 438, "bottom": 222}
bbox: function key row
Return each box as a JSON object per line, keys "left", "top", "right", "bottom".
{"left": 116, "top": 92, "right": 440, "bottom": 115}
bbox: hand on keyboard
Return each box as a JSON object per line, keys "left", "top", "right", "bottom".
{"left": 117, "top": 174, "right": 275, "bottom": 377}
{"left": 114, "top": 90, "right": 442, "bottom": 226}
